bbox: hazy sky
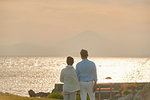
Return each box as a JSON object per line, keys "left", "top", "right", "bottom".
{"left": 0, "top": 0, "right": 150, "bottom": 56}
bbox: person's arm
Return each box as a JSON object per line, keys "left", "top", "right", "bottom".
{"left": 93, "top": 63, "right": 97, "bottom": 82}
{"left": 73, "top": 70, "right": 79, "bottom": 83}
{"left": 75, "top": 64, "right": 80, "bottom": 81}
{"left": 60, "top": 69, "right": 64, "bottom": 82}
{"left": 73, "top": 69, "right": 80, "bottom": 92}
{"left": 93, "top": 81, "right": 97, "bottom": 92}
{"left": 93, "top": 63, "right": 97, "bottom": 92}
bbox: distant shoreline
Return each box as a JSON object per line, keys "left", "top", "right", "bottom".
{"left": 0, "top": 56, "right": 150, "bottom": 58}
{"left": 0, "top": 93, "right": 60, "bottom": 100}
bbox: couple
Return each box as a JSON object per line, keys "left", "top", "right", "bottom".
{"left": 60, "top": 49, "right": 97, "bottom": 100}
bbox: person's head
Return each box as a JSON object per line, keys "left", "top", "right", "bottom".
{"left": 80, "top": 49, "right": 88, "bottom": 59}
{"left": 66, "top": 56, "right": 74, "bottom": 65}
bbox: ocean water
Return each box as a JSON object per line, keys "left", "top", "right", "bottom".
{"left": 0, "top": 57, "right": 150, "bottom": 96}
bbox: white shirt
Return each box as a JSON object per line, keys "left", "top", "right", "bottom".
{"left": 60, "top": 65, "right": 80, "bottom": 92}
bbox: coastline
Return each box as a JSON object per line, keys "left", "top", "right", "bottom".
{"left": 0, "top": 93, "right": 60, "bottom": 100}
{"left": 0, "top": 82, "right": 149, "bottom": 100}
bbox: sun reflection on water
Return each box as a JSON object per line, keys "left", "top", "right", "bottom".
{"left": 0, "top": 57, "right": 150, "bottom": 96}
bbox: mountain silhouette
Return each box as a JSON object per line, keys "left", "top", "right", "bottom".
{"left": 55, "top": 30, "right": 148, "bottom": 57}
{"left": 60, "top": 30, "right": 103, "bottom": 47}
{"left": 1, "top": 31, "right": 149, "bottom": 57}
{"left": 56, "top": 30, "right": 112, "bottom": 56}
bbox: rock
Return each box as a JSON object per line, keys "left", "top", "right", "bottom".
{"left": 133, "top": 90, "right": 144, "bottom": 100}
{"left": 117, "top": 93, "right": 133, "bottom": 100}
{"left": 117, "top": 97, "right": 125, "bottom": 100}
{"left": 144, "top": 92, "right": 150, "bottom": 100}
{"left": 118, "top": 84, "right": 150, "bottom": 100}
{"left": 52, "top": 84, "right": 63, "bottom": 93}
{"left": 28, "top": 90, "right": 50, "bottom": 97}
{"left": 28, "top": 90, "right": 36, "bottom": 97}
{"left": 36, "top": 92, "right": 50, "bottom": 97}
{"left": 124, "top": 93, "right": 134, "bottom": 100}
{"left": 142, "top": 84, "right": 150, "bottom": 93}
{"left": 105, "top": 77, "right": 112, "bottom": 79}
{"left": 133, "top": 84, "right": 150, "bottom": 100}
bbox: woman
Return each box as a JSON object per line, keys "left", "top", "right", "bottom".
{"left": 60, "top": 56, "right": 80, "bottom": 100}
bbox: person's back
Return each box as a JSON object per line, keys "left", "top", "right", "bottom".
{"left": 60, "top": 56, "right": 80, "bottom": 100}
{"left": 76, "top": 59, "right": 97, "bottom": 82}
{"left": 76, "top": 49, "right": 97, "bottom": 100}
{"left": 61, "top": 66, "right": 80, "bottom": 92}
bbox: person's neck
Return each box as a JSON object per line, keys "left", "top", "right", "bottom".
{"left": 67, "top": 65, "right": 73, "bottom": 67}
{"left": 82, "top": 58, "right": 87, "bottom": 60}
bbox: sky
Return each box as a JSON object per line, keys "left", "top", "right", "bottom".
{"left": 0, "top": 0, "right": 150, "bottom": 57}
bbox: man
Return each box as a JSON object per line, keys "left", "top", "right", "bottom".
{"left": 76, "top": 49, "right": 97, "bottom": 100}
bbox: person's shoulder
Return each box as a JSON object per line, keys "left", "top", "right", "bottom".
{"left": 71, "top": 67, "right": 76, "bottom": 72}
{"left": 88, "top": 60, "right": 96, "bottom": 65}
{"left": 88, "top": 59, "right": 94, "bottom": 63}
{"left": 61, "top": 67, "right": 67, "bottom": 72}
{"left": 76, "top": 61, "right": 83, "bottom": 66}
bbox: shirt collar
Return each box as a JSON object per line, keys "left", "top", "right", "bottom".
{"left": 82, "top": 59, "right": 88, "bottom": 61}
{"left": 67, "top": 65, "right": 73, "bottom": 68}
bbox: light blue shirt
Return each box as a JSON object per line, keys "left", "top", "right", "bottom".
{"left": 76, "top": 59, "right": 97, "bottom": 82}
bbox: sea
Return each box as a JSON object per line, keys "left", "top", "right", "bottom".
{"left": 0, "top": 57, "right": 150, "bottom": 97}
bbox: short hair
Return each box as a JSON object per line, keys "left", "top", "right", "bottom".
{"left": 66, "top": 56, "right": 74, "bottom": 65}
{"left": 80, "top": 49, "right": 88, "bottom": 58}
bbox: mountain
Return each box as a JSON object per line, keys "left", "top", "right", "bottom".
{"left": 55, "top": 30, "right": 150, "bottom": 57}
{"left": 56, "top": 30, "right": 114, "bottom": 56}
{"left": 0, "top": 31, "right": 149, "bottom": 57}
{"left": 59, "top": 31, "right": 103, "bottom": 48}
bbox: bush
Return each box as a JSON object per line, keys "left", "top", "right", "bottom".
{"left": 46, "top": 92, "right": 63, "bottom": 99}
{"left": 123, "top": 90, "right": 132, "bottom": 95}
{"left": 47, "top": 92, "right": 98, "bottom": 100}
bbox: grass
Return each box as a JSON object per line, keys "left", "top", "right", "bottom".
{"left": 47, "top": 93, "right": 63, "bottom": 99}
{"left": 0, "top": 93, "right": 60, "bottom": 100}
